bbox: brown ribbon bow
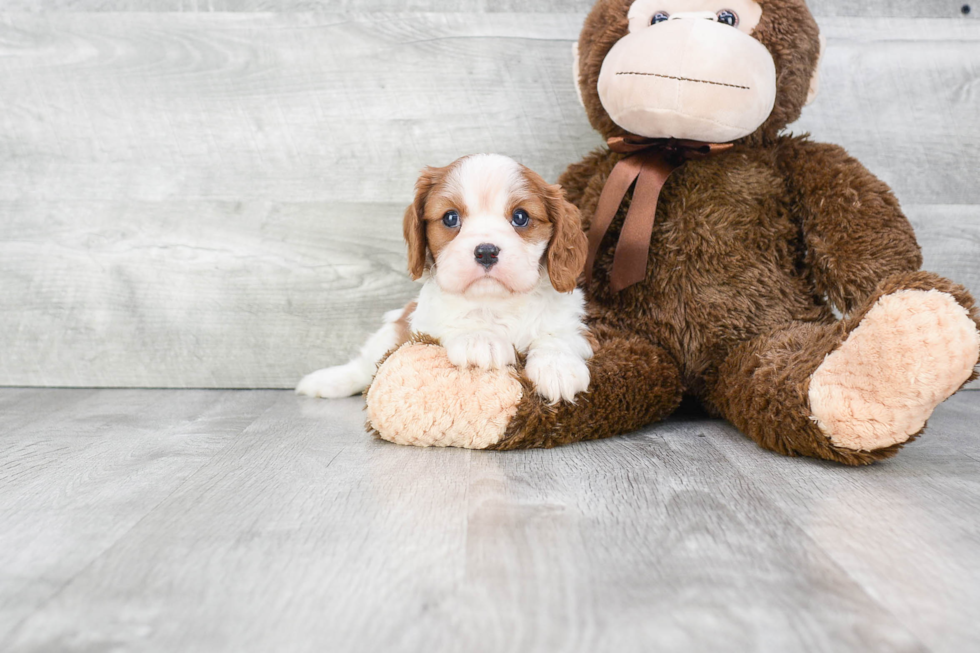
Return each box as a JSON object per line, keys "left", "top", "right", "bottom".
{"left": 584, "top": 135, "right": 734, "bottom": 292}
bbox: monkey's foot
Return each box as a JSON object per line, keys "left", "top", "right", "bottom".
{"left": 808, "top": 289, "right": 980, "bottom": 452}
{"left": 365, "top": 342, "right": 523, "bottom": 448}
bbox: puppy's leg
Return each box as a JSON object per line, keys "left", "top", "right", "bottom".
{"left": 525, "top": 332, "right": 593, "bottom": 404}
{"left": 296, "top": 303, "right": 415, "bottom": 399}
{"left": 444, "top": 331, "right": 517, "bottom": 370}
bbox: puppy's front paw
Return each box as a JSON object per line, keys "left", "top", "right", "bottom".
{"left": 445, "top": 333, "right": 517, "bottom": 370}
{"left": 526, "top": 350, "right": 590, "bottom": 404}
{"left": 296, "top": 364, "right": 370, "bottom": 399}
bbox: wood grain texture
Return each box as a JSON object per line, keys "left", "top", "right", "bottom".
{"left": 0, "top": 12, "right": 977, "bottom": 387}
{"left": 0, "top": 0, "right": 977, "bottom": 18}
{"left": 698, "top": 394, "right": 980, "bottom": 653}
{"left": 0, "top": 389, "right": 281, "bottom": 642}
{"left": 2, "top": 388, "right": 979, "bottom": 651}
{"left": 0, "top": 200, "right": 417, "bottom": 387}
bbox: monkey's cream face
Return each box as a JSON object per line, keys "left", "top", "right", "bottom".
{"left": 597, "top": 0, "right": 777, "bottom": 142}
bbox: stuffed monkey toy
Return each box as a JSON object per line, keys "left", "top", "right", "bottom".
{"left": 366, "top": 0, "right": 980, "bottom": 465}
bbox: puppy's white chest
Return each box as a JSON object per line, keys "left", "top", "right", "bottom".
{"left": 411, "top": 281, "right": 537, "bottom": 350}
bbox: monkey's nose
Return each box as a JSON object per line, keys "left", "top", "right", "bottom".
{"left": 474, "top": 243, "right": 500, "bottom": 269}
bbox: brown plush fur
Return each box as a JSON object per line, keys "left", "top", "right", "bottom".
{"left": 370, "top": 0, "right": 979, "bottom": 464}
{"left": 488, "top": 0, "right": 979, "bottom": 464}
{"left": 491, "top": 324, "right": 684, "bottom": 450}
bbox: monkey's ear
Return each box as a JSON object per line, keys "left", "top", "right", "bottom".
{"left": 805, "top": 32, "right": 826, "bottom": 107}
{"left": 403, "top": 166, "right": 444, "bottom": 280}
{"left": 571, "top": 41, "right": 585, "bottom": 108}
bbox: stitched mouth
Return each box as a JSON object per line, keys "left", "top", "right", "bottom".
{"left": 616, "top": 71, "right": 750, "bottom": 91}
{"left": 465, "top": 276, "right": 516, "bottom": 295}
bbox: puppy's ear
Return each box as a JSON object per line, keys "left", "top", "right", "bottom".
{"left": 403, "top": 165, "right": 445, "bottom": 280}
{"left": 544, "top": 184, "right": 587, "bottom": 293}
{"left": 402, "top": 205, "right": 426, "bottom": 280}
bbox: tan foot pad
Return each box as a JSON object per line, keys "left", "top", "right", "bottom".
{"left": 809, "top": 290, "right": 980, "bottom": 451}
{"left": 366, "top": 343, "right": 523, "bottom": 448}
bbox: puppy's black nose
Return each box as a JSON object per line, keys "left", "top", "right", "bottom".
{"left": 474, "top": 243, "right": 500, "bottom": 269}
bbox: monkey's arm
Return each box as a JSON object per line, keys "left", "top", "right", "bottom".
{"left": 777, "top": 136, "right": 922, "bottom": 313}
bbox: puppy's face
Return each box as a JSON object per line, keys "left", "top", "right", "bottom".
{"left": 403, "top": 154, "right": 587, "bottom": 297}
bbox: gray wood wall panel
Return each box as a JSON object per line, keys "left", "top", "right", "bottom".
{"left": 0, "top": 10, "right": 977, "bottom": 388}
{"left": 1, "top": 1, "right": 977, "bottom": 19}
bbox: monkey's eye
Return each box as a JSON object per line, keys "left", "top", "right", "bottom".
{"left": 442, "top": 210, "right": 460, "bottom": 228}
{"left": 651, "top": 11, "right": 670, "bottom": 24}
{"left": 716, "top": 10, "right": 738, "bottom": 26}
{"left": 511, "top": 208, "right": 530, "bottom": 228}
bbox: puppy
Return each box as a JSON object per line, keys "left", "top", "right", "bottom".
{"left": 296, "top": 153, "right": 592, "bottom": 404}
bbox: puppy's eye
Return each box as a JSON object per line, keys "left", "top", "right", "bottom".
{"left": 651, "top": 11, "right": 670, "bottom": 24}
{"left": 442, "top": 210, "right": 460, "bottom": 228}
{"left": 511, "top": 209, "right": 530, "bottom": 228}
{"left": 716, "top": 10, "right": 738, "bottom": 26}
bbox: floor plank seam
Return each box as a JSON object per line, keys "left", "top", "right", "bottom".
{"left": 694, "top": 428, "right": 936, "bottom": 651}
{"left": 0, "top": 393, "right": 283, "bottom": 648}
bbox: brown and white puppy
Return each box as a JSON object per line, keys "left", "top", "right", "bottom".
{"left": 297, "top": 153, "right": 593, "bottom": 404}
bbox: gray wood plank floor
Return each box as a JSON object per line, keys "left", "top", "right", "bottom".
{"left": 1, "top": 388, "right": 978, "bottom": 652}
